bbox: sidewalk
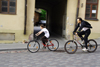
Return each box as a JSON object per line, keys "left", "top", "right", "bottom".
{"left": 0, "top": 37, "right": 100, "bottom": 51}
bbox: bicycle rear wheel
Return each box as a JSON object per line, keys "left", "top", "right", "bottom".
{"left": 87, "top": 39, "right": 98, "bottom": 53}
{"left": 48, "top": 39, "right": 59, "bottom": 51}
{"left": 64, "top": 40, "right": 78, "bottom": 54}
{"left": 27, "top": 40, "right": 40, "bottom": 53}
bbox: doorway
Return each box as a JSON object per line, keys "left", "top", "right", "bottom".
{"left": 35, "top": 0, "right": 67, "bottom": 38}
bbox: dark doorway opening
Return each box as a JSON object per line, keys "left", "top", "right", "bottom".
{"left": 35, "top": 0, "right": 67, "bottom": 38}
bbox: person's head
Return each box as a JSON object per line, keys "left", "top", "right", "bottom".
{"left": 77, "top": 17, "right": 83, "bottom": 24}
{"left": 40, "top": 24, "right": 46, "bottom": 29}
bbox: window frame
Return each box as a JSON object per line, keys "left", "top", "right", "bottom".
{"left": 85, "top": 0, "right": 99, "bottom": 20}
{"left": 0, "top": 0, "right": 17, "bottom": 15}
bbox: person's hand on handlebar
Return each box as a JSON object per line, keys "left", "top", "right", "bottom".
{"left": 35, "top": 34, "right": 38, "bottom": 36}
{"left": 75, "top": 33, "right": 78, "bottom": 35}
{"left": 73, "top": 32, "right": 78, "bottom": 35}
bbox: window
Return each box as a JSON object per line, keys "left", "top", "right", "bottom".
{"left": 0, "top": 0, "right": 16, "bottom": 14}
{"left": 85, "top": 0, "right": 98, "bottom": 20}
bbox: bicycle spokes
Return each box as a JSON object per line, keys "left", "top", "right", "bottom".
{"left": 27, "top": 39, "right": 59, "bottom": 53}
{"left": 48, "top": 39, "right": 59, "bottom": 51}
{"left": 87, "top": 39, "right": 97, "bottom": 53}
{"left": 64, "top": 40, "right": 77, "bottom": 54}
{"left": 27, "top": 41, "right": 40, "bottom": 53}
{"left": 28, "top": 44, "right": 38, "bottom": 49}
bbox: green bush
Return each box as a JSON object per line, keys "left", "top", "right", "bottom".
{"left": 40, "top": 9, "right": 46, "bottom": 20}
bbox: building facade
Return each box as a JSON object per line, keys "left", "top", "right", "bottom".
{"left": 78, "top": 0, "right": 100, "bottom": 39}
{"left": 0, "top": 0, "right": 35, "bottom": 43}
{"left": 0, "top": 0, "right": 100, "bottom": 43}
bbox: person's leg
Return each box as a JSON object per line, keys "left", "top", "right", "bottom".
{"left": 77, "top": 31, "right": 85, "bottom": 41}
{"left": 41, "top": 36, "right": 46, "bottom": 45}
{"left": 43, "top": 36, "right": 48, "bottom": 45}
{"left": 41, "top": 36, "right": 48, "bottom": 45}
{"left": 84, "top": 29, "right": 91, "bottom": 49}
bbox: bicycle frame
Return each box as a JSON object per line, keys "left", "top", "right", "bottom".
{"left": 28, "top": 35, "right": 59, "bottom": 53}
{"left": 73, "top": 35, "right": 83, "bottom": 47}
{"left": 42, "top": 43, "right": 54, "bottom": 47}
{"left": 35, "top": 36, "right": 54, "bottom": 47}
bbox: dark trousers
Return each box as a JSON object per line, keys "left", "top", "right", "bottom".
{"left": 77, "top": 29, "right": 91, "bottom": 49}
{"left": 41, "top": 36, "right": 48, "bottom": 45}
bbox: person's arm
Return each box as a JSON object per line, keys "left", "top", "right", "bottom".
{"left": 73, "top": 23, "right": 79, "bottom": 35}
{"left": 35, "top": 31, "right": 43, "bottom": 36}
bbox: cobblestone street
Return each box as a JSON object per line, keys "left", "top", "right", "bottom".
{"left": 1, "top": 0, "right": 100, "bottom": 67}
{"left": 0, "top": 47, "right": 100, "bottom": 67}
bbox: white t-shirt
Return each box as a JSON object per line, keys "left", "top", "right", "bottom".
{"left": 80, "top": 24, "right": 89, "bottom": 31}
{"left": 82, "top": 27, "right": 89, "bottom": 31}
{"left": 40, "top": 28, "right": 50, "bottom": 38}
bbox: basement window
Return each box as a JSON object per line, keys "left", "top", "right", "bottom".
{"left": 0, "top": 33, "right": 15, "bottom": 41}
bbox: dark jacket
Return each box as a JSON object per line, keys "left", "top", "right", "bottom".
{"left": 73, "top": 20, "right": 92, "bottom": 34}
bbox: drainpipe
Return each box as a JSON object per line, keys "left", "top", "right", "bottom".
{"left": 24, "top": 0, "right": 27, "bottom": 34}
{"left": 75, "top": 0, "right": 80, "bottom": 27}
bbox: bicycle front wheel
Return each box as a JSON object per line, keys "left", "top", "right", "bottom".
{"left": 48, "top": 39, "right": 59, "bottom": 51}
{"left": 87, "top": 39, "right": 98, "bottom": 53}
{"left": 64, "top": 40, "right": 78, "bottom": 54}
{"left": 27, "top": 40, "right": 40, "bottom": 53}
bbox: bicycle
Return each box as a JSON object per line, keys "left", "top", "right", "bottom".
{"left": 64, "top": 34, "right": 98, "bottom": 54}
{"left": 27, "top": 36, "right": 59, "bottom": 53}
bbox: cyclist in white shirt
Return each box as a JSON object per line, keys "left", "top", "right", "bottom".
{"left": 36, "top": 24, "right": 50, "bottom": 48}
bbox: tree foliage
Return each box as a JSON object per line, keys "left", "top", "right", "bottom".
{"left": 40, "top": 9, "right": 46, "bottom": 20}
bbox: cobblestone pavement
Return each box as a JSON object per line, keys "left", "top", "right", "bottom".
{"left": 0, "top": 47, "right": 100, "bottom": 67}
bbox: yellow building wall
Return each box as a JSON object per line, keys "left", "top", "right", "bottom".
{"left": 0, "top": 0, "right": 35, "bottom": 43}
{"left": 66, "top": 0, "right": 78, "bottom": 40}
{"left": 79, "top": 0, "right": 100, "bottom": 39}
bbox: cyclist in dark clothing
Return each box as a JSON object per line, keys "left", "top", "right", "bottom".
{"left": 73, "top": 17, "right": 92, "bottom": 51}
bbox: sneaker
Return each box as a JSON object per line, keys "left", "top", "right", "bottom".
{"left": 82, "top": 48, "right": 88, "bottom": 52}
